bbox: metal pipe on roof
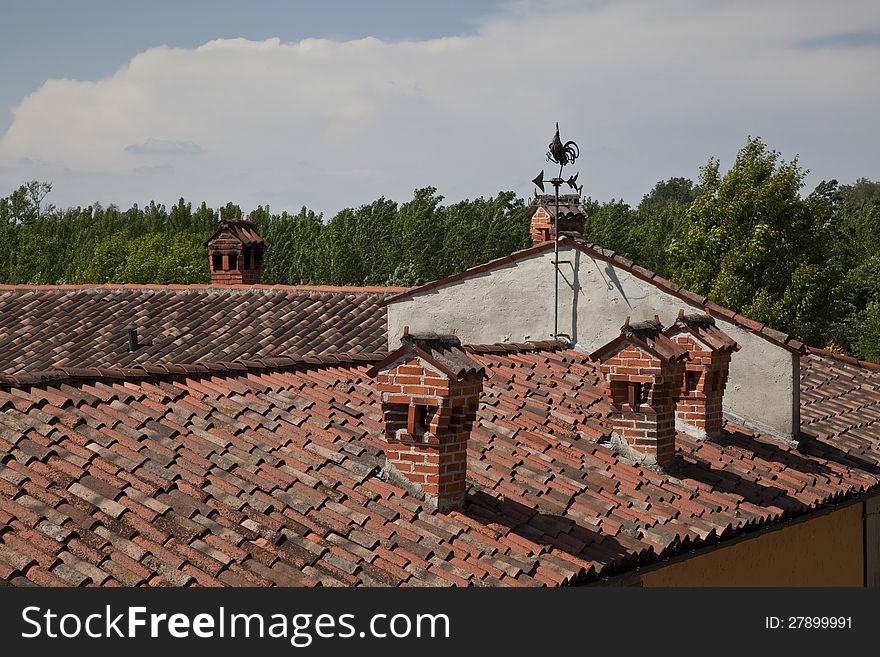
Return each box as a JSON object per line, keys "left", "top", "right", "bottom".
{"left": 126, "top": 322, "right": 139, "bottom": 352}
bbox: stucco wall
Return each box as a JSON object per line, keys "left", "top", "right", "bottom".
{"left": 387, "top": 244, "right": 799, "bottom": 439}
{"left": 640, "top": 503, "right": 865, "bottom": 587}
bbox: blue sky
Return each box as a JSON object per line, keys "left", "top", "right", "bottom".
{"left": 1, "top": 0, "right": 878, "bottom": 215}
{"left": 0, "top": 0, "right": 498, "bottom": 133}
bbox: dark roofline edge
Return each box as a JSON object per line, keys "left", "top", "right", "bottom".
{"left": 0, "top": 340, "right": 568, "bottom": 392}
{"left": 592, "top": 488, "right": 880, "bottom": 587}
{"left": 807, "top": 346, "right": 880, "bottom": 371}
{"left": 382, "top": 238, "right": 805, "bottom": 355}
{"left": 0, "top": 283, "right": 410, "bottom": 294}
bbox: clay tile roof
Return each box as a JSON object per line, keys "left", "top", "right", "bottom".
{"left": 0, "top": 343, "right": 876, "bottom": 587}
{"left": 534, "top": 194, "right": 584, "bottom": 221}
{"left": 0, "top": 285, "right": 405, "bottom": 374}
{"left": 370, "top": 332, "right": 484, "bottom": 380}
{"left": 668, "top": 312, "right": 740, "bottom": 352}
{"left": 205, "top": 218, "right": 266, "bottom": 247}
{"left": 591, "top": 318, "right": 688, "bottom": 363}
{"left": 800, "top": 347, "right": 880, "bottom": 468}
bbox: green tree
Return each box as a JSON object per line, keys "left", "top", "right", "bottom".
{"left": 78, "top": 231, "right": 208, "bottom": 284}
{"left": 855, "top": 301, "right": 880, "bottom": 363}
{"left": 6, "top": 180, "right": 53, "bottom": 224}
{"left": 219, "top": 202, "right": 242, "bottom": 220}
{"left": 667, "top": 137, "right": 834, "bottom": 344}
{"left": 825, "top": 177, "right": 880, "bottom": 356}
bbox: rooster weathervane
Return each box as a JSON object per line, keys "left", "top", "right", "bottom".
{"left": 532, "top": 123, "right": 582, "bottom": 195}
{"left": 547, "top": 122, "right": 579, "bottom": 167}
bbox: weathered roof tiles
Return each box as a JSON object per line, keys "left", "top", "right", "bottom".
{"left": 0, "top": 343, "right": 876, "bottom": 587}
{"left": 0, "top": 285, "right": 404, "bottom": 375}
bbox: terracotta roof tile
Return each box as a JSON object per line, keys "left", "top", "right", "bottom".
{"left": 0, "top": 285, "right": 401, "bottom": 375}
{"left": 0, "top": 344, "right": 877, "bottom": 586}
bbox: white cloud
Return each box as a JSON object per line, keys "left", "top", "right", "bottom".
{"left": 133, "top": 164, "right": 176, "bottom": 176}
{"left": 125, "top": 138, "right": 203, "bottom": 156}
{"left": 1, "top": 0, "right": 878, "bottom": 214}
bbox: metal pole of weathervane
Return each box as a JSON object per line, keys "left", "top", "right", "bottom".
{"left": 532, "top": 123, "right": 582, "bottom": 341}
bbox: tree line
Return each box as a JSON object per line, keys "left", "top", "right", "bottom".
{"left": 1, "top": 137, "right": 878, "bottom": 361}
{"left": 0, "top": 186, "right": 530, "bottom": 288}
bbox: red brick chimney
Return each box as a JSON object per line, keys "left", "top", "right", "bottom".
{"left": 590, "top": 317, "right": 688, "bottom": 467}
{"left": 205, "top": 215, "right": 267, "bottom": 285}
{"left": 529, "top": 194, "right": 584, "bottom": 244}
{"left": 664, "top": 310, "right": 739, "bottom": 438}
{"left": 369, "top": 329, "right": 484, "bottom": 512}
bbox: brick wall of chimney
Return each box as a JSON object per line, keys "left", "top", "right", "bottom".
{"left": 375, "top": 358, "right": 481, "bottom": 512}
{"left": 208, "top": 239, "right": 263, "bottom": 285}
{"left": 529, "top": 207, "right": 554, "bottom": 244}
{"left": 597, "top": 346, "right": 682, "bottom": 466}
{"left": 669, "top": 335, "right": 733, "bottom": 438}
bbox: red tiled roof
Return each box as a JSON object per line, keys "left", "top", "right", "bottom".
{"left": 534, "top": 194, "right": 584, "bottom": 221}
{"left": 800, "top": 348, "right": 880, "bottom": 468}
{"left": 204, "top": 219, "right": 267, "bottom": 247}
{"left": 590, "top": 319, "right": 689, "bottom": 363}
{"left": 0, "top": 285, "right": 404, "bottom": 375}
{"left": 0, "top": 343, "right": 875, "bottom": 587}
{"left": 384, "top": 238, "right": 804, "bottom": 354}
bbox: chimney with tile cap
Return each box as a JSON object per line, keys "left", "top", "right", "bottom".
{"left": 664, "top": 309, "right": 739, "bottom": 438}
{"left": 590, "top": 317, "right": 688, "bottom": 467}
{"left": 529, "top": 193, "right": 585, "bottom": 244}
{"left": 368, "top": 328, "right": 484, "bottom": 512}
{"left": 205, "top": 214, "right": 267, "bottom": 285}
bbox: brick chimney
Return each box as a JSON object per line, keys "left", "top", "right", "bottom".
{"left": 664, "top": 310, "right": 739, "bottom": 438}
{"left": 368, "top": 330, "right": 484, "bottom": 512}
{"left": 590, "top": 317, "right": 688, "bottom": 467}
{"left": 529, "top": 194, "right": 584, "bottom": 244}
{"left": 205, "top": 215, "right": 267, "bottom": 285}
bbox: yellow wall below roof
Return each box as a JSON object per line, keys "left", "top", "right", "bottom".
{"left": 641, "top": 503, "right": 864, "bottom": 587}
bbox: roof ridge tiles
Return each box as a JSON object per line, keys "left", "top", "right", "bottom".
{"left": 0, "top": 352, "right": 387, "bottom": 391}
{"left": 0, "top": 283, "right": 408, "bottom": 295}
{"left": 464, "top": 340, "right": 568, "bottom": 355}
{"left": 806, "top": 346, "right": 880, "bottom": 371}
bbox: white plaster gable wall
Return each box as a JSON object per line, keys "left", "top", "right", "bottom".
{"left": 387, "top": 243, "right": 799, "bottom": 440}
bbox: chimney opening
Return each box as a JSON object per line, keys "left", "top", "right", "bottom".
{"left": 212, "top": 254, "right": 222, "bottom": 271}
{"left": 407, "top": 404, "right": 431, "bottom": 436}
{"left": 228, "top": 253, "right": 238, "bottom": 271}
{"left": 685, "top": 370, "right": 701, "bottom": 393}
{"left": 627, "top": 381, "right": 643, "bottom": 411}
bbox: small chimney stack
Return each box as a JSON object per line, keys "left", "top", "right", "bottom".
{"left": 369, "top": 330, "right": 484, "bottom": 512}
{"left": 590, "top": 317, "right": 688, "bottom": 467}
{"left": 664, "top": 310, "right": 739, "bottom": 438}
{"left": 205, "top": 213, "right": 267, "bottom": 285}
{"left": 529, "top": 194, "right": 584, "bottom": 244}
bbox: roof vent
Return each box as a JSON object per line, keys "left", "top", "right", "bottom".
{"left": 126, "top": 322, "right": 139, "bottom": 352}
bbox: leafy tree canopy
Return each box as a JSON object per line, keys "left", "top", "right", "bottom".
{"left": 667, "top": 137, "right": 834, "bottom": 344}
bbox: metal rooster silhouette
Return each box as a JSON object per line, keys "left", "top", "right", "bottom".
{"left": 546, "top": 122, "right": 579, "bottom": 167}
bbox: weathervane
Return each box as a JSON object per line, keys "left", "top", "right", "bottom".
{"left": 531, "top": 122, "right": 583, "bottom": 341}
{"left": 532, "top": 123, "right": 582, "bottom": 195}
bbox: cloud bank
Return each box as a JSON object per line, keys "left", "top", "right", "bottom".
{"left": 1, "top": 0, "right": 878, "bottom": 215}
{"left": 125, "top": 138, "right": 203, "bottom": 156}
